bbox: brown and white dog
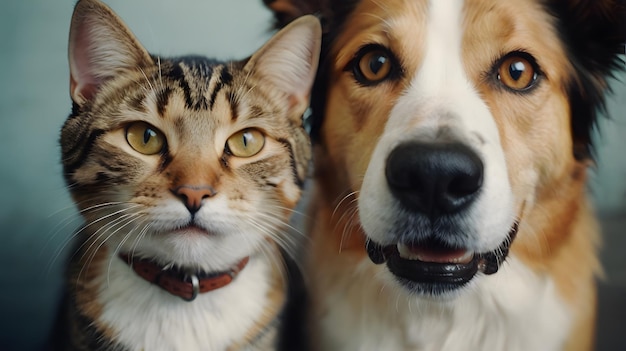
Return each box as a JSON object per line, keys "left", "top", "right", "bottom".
{"left": 264, "top": 0, "right": 625, "bottom": 350}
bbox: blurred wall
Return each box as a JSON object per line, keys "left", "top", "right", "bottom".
{"left": 592, "top": 86, "right": 626, "bottom": 215}
{"left": 0, "top": 1, "right": 273, "bottom": 350}
{"left": 0, "top": 1, "right": 623, "bottom": 350}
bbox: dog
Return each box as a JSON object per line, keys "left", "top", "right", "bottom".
{"left": 263, "top": 0, "right": 625, "bottom": 349}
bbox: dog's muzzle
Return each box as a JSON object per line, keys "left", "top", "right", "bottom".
{"left": 365, "top": 142, "right": 518, "bottom": 295}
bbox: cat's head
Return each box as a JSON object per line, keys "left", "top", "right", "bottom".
{"left": 62, "top": 0, "right": 320, "bottom": 271}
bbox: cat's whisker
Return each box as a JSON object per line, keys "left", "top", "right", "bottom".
{"left": 44, "top": 217, "right": 85, "bottom": 277}
{"left": 156, "top": 56, "right": 164, "bottom": 90}
{"left": 42, "top": 207, "right": 83, "bottom": 255}
{"left": 106, "top": 213, "right": 146, "bottom": 287}
{"left": 69, "top": 206, "right": 140, "bottom": 267}
{"left": 129, "top": 220, "right": 153, "bottom": 264}
{"left": 338, "top": 205, "right": 361, "bottom": 254}
{"left": 234, "top": 62, "right": 260, "bottom": 104}
{"left": 254, "top": 216, "right": 298, "bottom": 251}
{"left": 78, "top": 201, "right": 129, "bottom": 214}
{"left": 257, "top": 239, "right": 291, "bottom": 291}
{"left": 255, "top": 210, "right": 305, "bottom": 239}
{"left": 334, "top": 195, "right": 359, "bottom": 231}
{"left": 250, "top": 220, "right": 305, "bottom": 286}
{"left": 258, "top": 201, "right": 308, "bottom": 222}
{"left": 244, "top": 215, "right": 301, "bottom": 266}
{"left": 138, "top": 67, "right": 156, "bottom": 96}
{"left": 77, "top": 213, "right": 139, "bottom": 285}
{"left": 263, "top": 203, "right": 310, "bottom": 222}
{"left": 46, "top": 204, "right": 139, "bottom": 271}
{"left": 331, "top": 190, "right": 359, "bottom": 220}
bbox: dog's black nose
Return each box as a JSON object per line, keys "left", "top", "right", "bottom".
{"left": 385, "top": 142, "right": 483, "bottom": 218}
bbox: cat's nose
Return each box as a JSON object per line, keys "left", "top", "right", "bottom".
{"left": 172, "top": 185, "right": 217, "bottom": 214}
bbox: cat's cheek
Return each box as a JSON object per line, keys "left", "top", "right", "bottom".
{"left": 278, "top": 180, "right": 302, "bottom": 207}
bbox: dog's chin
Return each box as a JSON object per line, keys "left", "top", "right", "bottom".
{"left": 365, "top": 222, "right": 519, "bottom": 296}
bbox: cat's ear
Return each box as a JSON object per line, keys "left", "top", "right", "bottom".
{"left": 68, "top": 0, "right": 153, "bottom": 105}
{"left": 246, "top": 15, "right": 322, "bottom": 114}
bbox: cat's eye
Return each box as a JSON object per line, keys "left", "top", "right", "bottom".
{"left": 126, "top": 122, "right": 166, "bottom": 155}
{"left": 349, "top": 45, "right": 399, "bottom": 85}
{"left": 496, "top": 52, "right": 539, "bottom": 91}
{"left": 226, "top": 129, "right": 265, "bottom": 157}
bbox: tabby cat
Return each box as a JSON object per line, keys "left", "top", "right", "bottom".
{"left": 53, "top": 0, "right": 320, "bottom": 350}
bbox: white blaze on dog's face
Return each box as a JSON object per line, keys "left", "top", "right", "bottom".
{"left": 360, "top": 0, "right": 515, "bottom": 251}
{"left": 322, "top": 0, "right": 576, "bottom": 294}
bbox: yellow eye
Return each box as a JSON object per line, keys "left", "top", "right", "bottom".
{"left": 226, "top": 129, "right": 265, "bottom": 157}
{"left": 353, "top": 47, "right": 394, "bottom": 85}
{"left": 126, "top": 122, "right": 165, "bottom": 155}
{"left": 497, "top": 54, "right": 538, "bottom": 91}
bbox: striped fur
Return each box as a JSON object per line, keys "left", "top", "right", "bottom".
{"left": 54, "top": 1, "right": 320, "bottom": 350}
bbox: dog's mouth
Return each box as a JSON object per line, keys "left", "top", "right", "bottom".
{"left": 365, "top": 221, "right": 519, "bottom": 294}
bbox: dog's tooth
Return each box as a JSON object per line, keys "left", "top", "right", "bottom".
{"left": 397, "top": 243, "right": 420, "bottom": 260}
{"left": 449, "top": 251, "right": 474, "bottom": 264}
{"left": 397, "top": 243, "right": 474, "bottom": 264}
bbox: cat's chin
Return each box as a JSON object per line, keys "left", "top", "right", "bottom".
{"left": 119, "top": 223, "right": 262, "bottom": 272}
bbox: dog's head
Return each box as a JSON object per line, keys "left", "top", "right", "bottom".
{"left": 265, "top": 0, "right": 625, "bottom": 295}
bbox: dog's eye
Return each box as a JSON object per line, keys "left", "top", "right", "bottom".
{"left": 350, "top": 45, "right": 398, "bottom": 85}
{"left": 358, "top": 51, "right": 391, "bottom": 83}
{"left": 126, "top": 122, "right": 166, "bottom": 155}
{"left": 497, "top": 53, "right": 538, "bottom": 91}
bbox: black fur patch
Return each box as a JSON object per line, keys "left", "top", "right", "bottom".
{"left": 155, "top": 86, "right": 173, "bottom": 117}
{"left": 64, "top": 129, "right": 105, "bottom": 180}
{"left": 544, "top": 0, "right": 626, "bottom": 159}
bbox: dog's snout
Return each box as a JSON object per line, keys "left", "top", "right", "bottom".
{"left": 385, "top": 142, "right": 483, "bottom": 218}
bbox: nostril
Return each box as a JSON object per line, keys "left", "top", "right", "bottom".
{"left": 385, "top": 142, "right": 483, "bottom": 217}
{"left": 448, "top": 172, "right": 482, "bottom": 197}
{"left": 172, "top": 185, "right": 217, "bottom": 214}
{"left": 179, "top": 193, "right": 189, "bottom": 203}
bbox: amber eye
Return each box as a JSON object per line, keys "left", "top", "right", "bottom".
{"left": 226, "top": 129, "right": 265, "bottom": 157}
{"left": 351, "top": 45, "right": 397, "bottom": 85}
{"left": 126, "top": 122, "right": 166, "bottom": 155}
{"left": 497, "top": 53, "right": 538, "bottom": 91}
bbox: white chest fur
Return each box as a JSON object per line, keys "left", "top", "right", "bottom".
{"left": 316, "top": 256, "right": 571, "bottom": 351}
{"left": 96, "top": 253, "right": 273, "bottom": 351}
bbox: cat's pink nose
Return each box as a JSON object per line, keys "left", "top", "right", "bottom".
{"left": 172, "top": 185, "right": 217, "bottom": 214}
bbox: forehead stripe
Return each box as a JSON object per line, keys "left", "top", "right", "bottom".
{"left": 209, "top": 66, "right": 233, "bottom": 111}
{"left": 64, "top": 128, "right": 105, "bottom": 178}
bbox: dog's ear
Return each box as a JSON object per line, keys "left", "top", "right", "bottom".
{"left": 262, "top": 0, "right": 358, "bottom": 30}
{"left": 263, "top": 0, "right": 324, "bottom": 28}
{"left": 547, "top": 0, "right": 626, "bottom": 159}
{"left": 262, "top": 0, "right": 360, "bottom": 141}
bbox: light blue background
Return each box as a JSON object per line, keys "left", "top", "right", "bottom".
{"left": 0, "top": 1, "right": 273, "bottom": 349}
{"left": 0, "top": 1, "right": 623, "bottom": 350}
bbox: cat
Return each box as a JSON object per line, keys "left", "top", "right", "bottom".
{"left": 52, "top": 0, "right": 320, "bottom": 350}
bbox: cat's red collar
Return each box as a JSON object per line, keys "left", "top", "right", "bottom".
{"left": 119, "top": 254, "right": 249, "bottom": 301}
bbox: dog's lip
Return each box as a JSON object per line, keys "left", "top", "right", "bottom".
{"left": 365, "top": 221, "right": 520, "bottom": 286}
{"left": 366, "top": 240, "right": 479, "bottom": 286}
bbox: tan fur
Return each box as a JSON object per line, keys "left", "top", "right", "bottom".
{"left": 314, "top": 0, "right": 599, "bottom": 345}
{"left": 264, "top": 0, "right": 623, "bottom": 349}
